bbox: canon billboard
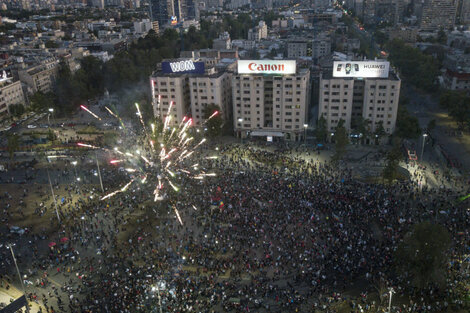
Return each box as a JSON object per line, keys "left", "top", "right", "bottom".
{"left": 238, "top": 60, "right": 296, "bottom": 75}
{"left": 333, "top": 61, "right": 390, "bottom": 78}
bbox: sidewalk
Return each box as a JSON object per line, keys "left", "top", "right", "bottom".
{"left": 0, "top": 280, "right": 45, "bottom": 313}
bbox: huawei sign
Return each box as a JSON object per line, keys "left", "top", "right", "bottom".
{"left": 238, "top": 60, "right": 296, "bottom": 75}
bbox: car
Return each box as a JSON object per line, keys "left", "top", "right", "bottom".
{"left": 10, "top": 226, "right": 25, "bottom": 235}
{"left": 39, "top": 124, "right": 49, "bottom": 128}
{"left": 10, "top": 122, "right": 17, "bottom": 127}
{"left": 27, "top": 124, "right": 37, "bottom": 129}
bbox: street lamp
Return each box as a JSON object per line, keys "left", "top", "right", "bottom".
{"left": 48, "top": 108, "right": 54, "bottom": 126}
{"left": 388, "top": 287, "right": 395, "bottom": 313}
{"left": 238, "top": 118, "right": 243, "bottom": 144}
{"left": 421, "top": 133, "right": 428, "bottom": 161}
{"left": 303, "top": 124, "right": 308, "bottom": 144}
{"left": 6, "top": 244, "right": 30, "bottom": 312}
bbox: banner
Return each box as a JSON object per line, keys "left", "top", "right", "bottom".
{"left": 238, "top": 60, "right": 296, "bottom": 75}
{"left": 333, "top": 61, "right": 390, "bottom": 78}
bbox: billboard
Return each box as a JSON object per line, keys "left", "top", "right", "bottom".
{"left": 238, "top": 60, "right": 296, "bottom": 75}
{"left": 170, "top": 16, "right": 178, "bottom": 25}
{"left": 161, "top": 60, "right": 205, "bottom": 74}
{"left": 0, "top": 69, "right": 12, "bottom": 82}
{"left": 333, "top": 61, "right": 390, "bottom": 78}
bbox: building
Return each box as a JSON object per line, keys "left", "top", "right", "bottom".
{"left": 247, "top": 21, "right": 268, "bottom": 42}
{"left": 149, "top": 0, "right": 197, "bottom": 27}
{"left": 0, "top": 78, "right": 26, "bottom": 118}
{"left": 212, "top": 32, "right": 231, "bottom": 50}
{"left": 318, "top": 60, "right": 401, "bottom": 137}
{"left": 420, "top": 0, "right": 456, "bottom": 32}
{"left": 134, "top": 19, "right": 153, "bottom": 34}
{"left": 389, "top": 27, "right": 418, "bottom": 43}
{"left": 18, "top": 58, "right": 59, "bottom": 94}
{"left": 287, "top": 41, "right": 308, "bottom": 58}
{"left": 442, "top": 52, "right": 470, "bottom": 91}
{"left": 232, "top": 60, "right": 310, "bottom": 141}
{"left": 150, "top": 58, "right": 233, "bottom": 127}
{"left": 189, "top": 72, "right": 232, "bottom": 125}
{"left": 312, "top": 37, "right": 331, "bottom": 60}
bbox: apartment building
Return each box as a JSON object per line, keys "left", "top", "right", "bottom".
{"left": 189, "top": 72, "right": 232, "bottom": 126}
{"left": 319, "top": 61, "right": 400, "bottom": 137}
{"left": 232, "top": 60, "right": 310, "bottom": 141}
{"left": 150, "top": 58, "right": 233, "bottom": 127}
{"left": 0, "top": 79, "right": 26, "bottom": 118}
{"left": 18, "top": 58, "right": 59, "bottom": 94}
{"left": 420, "top": 0, "right": 456, "bottom": 32}
{"left": 287, "top": 41, "right": 308, "bottom": 58}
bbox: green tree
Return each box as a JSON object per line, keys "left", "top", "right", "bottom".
{"left": 45, "top": 40, "right": 59, "bottom": 48}
{"left": 395, "top": 222, "right": 451, "bottom": 290}
{"left": 395, "top": 105, "right": 421, "bottom": 139}
{"left": 427, "top": 119, "right": 436, "bottom": 134}
{"left": 203, "top": 104, "right": 223, "bottom": 137}
{"left": 29, "top": 92, "right": 55, "bottom": 112}
{"left": 382, "top": 144, "right": 402, "bottom": 183}
{"left": 373, "top": 121, "right": 386, "bottom": 145}
{"left": 315, "top": 115, "right": 328, "bottom": 143}
{"left": 47, "top": 129, "right": 56, "bottom": 142}
{"left": 333, "top": 119, "right": 348, "bottom": 160}
{"left": 7, "top": 134, "right": 20, "bottom": 159}
{"left": 9, "top": 103, "right": 25, "bottom": 117}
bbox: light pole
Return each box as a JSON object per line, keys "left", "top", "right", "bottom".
{"left": 421, "top": 133, "right": 428, "bottom": 161}
{"left": 303, "top": 124, "right": 308, "bottom": 145}
{"left": 7, "top": 244, "right": 30, "bottom": 312}
{"left": 238, "top": 118, "right": 243, "bottom": 144}
{"left": 95, "top": 151, "right": 104, "bottom": 193}
{"left": 47, "top": 168, "right": 61, "bottom": 224}
{"left": 72, "top": 161, "right": 81, "bottom": 193}
{"left": 48, "top": 108, "right": 54, "bottom": 126}
{"left": 388, "top": 287, "right": 395, "bottom": 313}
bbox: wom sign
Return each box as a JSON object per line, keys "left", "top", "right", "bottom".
{"left": 238, "top": 60, "right": 296, "bottom": 75}
{"left": 161, "top": 60, "right": 205, "bottom": 74}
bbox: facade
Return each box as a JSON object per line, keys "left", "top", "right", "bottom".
{"left": 18, "top": 58, "right": 59, "bottom": 94}
{"left": 0, "top": 79, "right": 26, "bottom": 118}
{"left": 150, "top": 59, "right": 233, "bottom": 128}
{"left": 319, "top": 62, "right": 401, "bottom": 136}
{"left": 420, "top": 0, "right": 456, "bottom": 32}
{"left": 287, "top": 41, "right": 308, "bottom": 58}
{"left": 212, "top": 32, "right": 231, "bottom": 50}
{"left": 232, "top": 61, "right": 310, "bottom": 141}
{"left": 189, "top": 72, "right": 232, "bottom": 125}
{"left": 248, "top": 21, "right": 268, "bottom": 41}
{"left": 312, "top": 37, "right": 331, "bottom": 60}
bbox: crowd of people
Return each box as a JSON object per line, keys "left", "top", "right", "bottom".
{"left": 1, "top": 140, "right": 469, "bottom": 312}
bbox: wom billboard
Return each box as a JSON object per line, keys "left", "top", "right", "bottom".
{"left": 333, "top": 61, "right": 390, "bottom": 78}
{"left": 161, "top": 60, "right": 205, "bottom": 74}
{"left": 238, "top": 60, "right": 296, "bottom": 75}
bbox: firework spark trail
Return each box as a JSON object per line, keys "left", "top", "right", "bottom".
{"left": 181, "top": 137, "right": 193, "bottom": 147}
{"left": 168, "top": 179, "right": 179, "bottom": 192}
{"left": 101, "top": 179, "right": 135, "bottom": 200}
{"left": 77, "top": 143, "right": 100, "bottom": 149}
{"left": 110, "top": 159, "right": 123, "bottom": 164}
{"left": 163, "top": 102, "right": 174, "bottom": 131}
{"left": 181, "top": 151, "right": 194, "bottom": 160}
{"left": 168, "top": 127, "right": 177, "bottom": 141}
{"left": 135, "top": 103, "right": 148, "bottom": 135}
{"left": 192, "top": 205, "right": 198, "bottom": 211}
{"left": 105, "top": 106, "right": 118, "bottom": 118}
{"left": 193, "top": 138, "right": 206, "bottom": 150}
{"left": 178, "top": 119, "right": 192, "bottom": 139}
{"left": 140, "top": 155, "right": 151, "bottom": 165}
{"left": 174, "top": 206, "right": 183, "bottom": 226}
{"left": 204, "top": 110, "right": 219, "bottom": 123}
{"left": 80, "top": 105, "right": 102, "bottom": 120}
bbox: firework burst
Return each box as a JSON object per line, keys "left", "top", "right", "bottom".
{"left": 78, "top": 104, "right": 219, "bottom": 223}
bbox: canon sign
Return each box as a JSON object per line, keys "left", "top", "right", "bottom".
{"left": 238, "top": 60, "right": 296, "bottom": 75}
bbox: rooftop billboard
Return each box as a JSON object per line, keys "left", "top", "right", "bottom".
{"left": 238, "top": 60, "right": 296, "bottom": 75}
{"left": 161, "top": 60, "right": 205, "bottom": 74}
{"left": 333, "top": 61, "right": 390, "bottom": 78}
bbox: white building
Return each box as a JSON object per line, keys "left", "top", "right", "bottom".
{"left": 0, "top": 79, "right": 26, "bottom": 118}
{"left": 318, "top": 61, "right": 401, "bottom": 137}
{"left": 134, "top": 19, "right": 153, "bottom": 35}
{"left": 248, "top": 21, "right": 268, "bottom": 41}
{"left": 150, "top": 58, "right": 233, "bottom": 127}
{"left": 232, "top": 60, "right": 310, "bottom": 141}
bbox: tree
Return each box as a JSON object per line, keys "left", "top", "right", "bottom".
{"left": 395, "top": 105, "right": 421, "bottom": 139}
{"left": 395, "top": 222, "right": 451, "bottom": 290}
{"left": 427, "top": 119, "right": 436, "bottom": 134}
{"left": 382, "top": 144, "right": 402, "bottom": 183}
{"left": 9, "top": 103, "right": 25, "bottom": 117}
{"left": 203, "top": 104, "right": 223, "bottom": 137}
{"left": 29, "top": 92, "right": 55, "bottom": 112}
{"left": 439, "top": 91, "right": 470, "bottom": 130}
{"left": 373, "top": 121, "right": 386, "bottom": 145}
{"left": 7, "top": 134, "right": 20, "bottom": 159}
{"left": 315, "top": 115, "right": 328, "bottom": 143}
{"left": 333, "top": 119, "right": 348, "bottom": 161}
{"left": 47, "top": 129, "right": 56, "bottom": 142}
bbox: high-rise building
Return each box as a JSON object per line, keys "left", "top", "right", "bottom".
{"left": 233, "top": 60, "right": 310, "bottom": 142}
{"left": 150, "top": 0, "right": 197, "bottom": 27}
{"left": 150, "top": 58, "right": 233, "bottom": 127}
{"left": 456, "top": 0, "right": 470, "bottom": 24}
{"left": 318, "top": 61, "right": 401, "bottom": 136}
{"left": 420, "top": 0, "right": 456, "bottom": 32}
{"left": 0, "top": 78, "right": 26, "bottom": 119}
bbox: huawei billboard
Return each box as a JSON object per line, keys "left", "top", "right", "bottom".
{"left": 333, "top": 61, "right": 390, "bottom": 78}
{"left": 238, "top": 60, "right": 296, "bottom": 75}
